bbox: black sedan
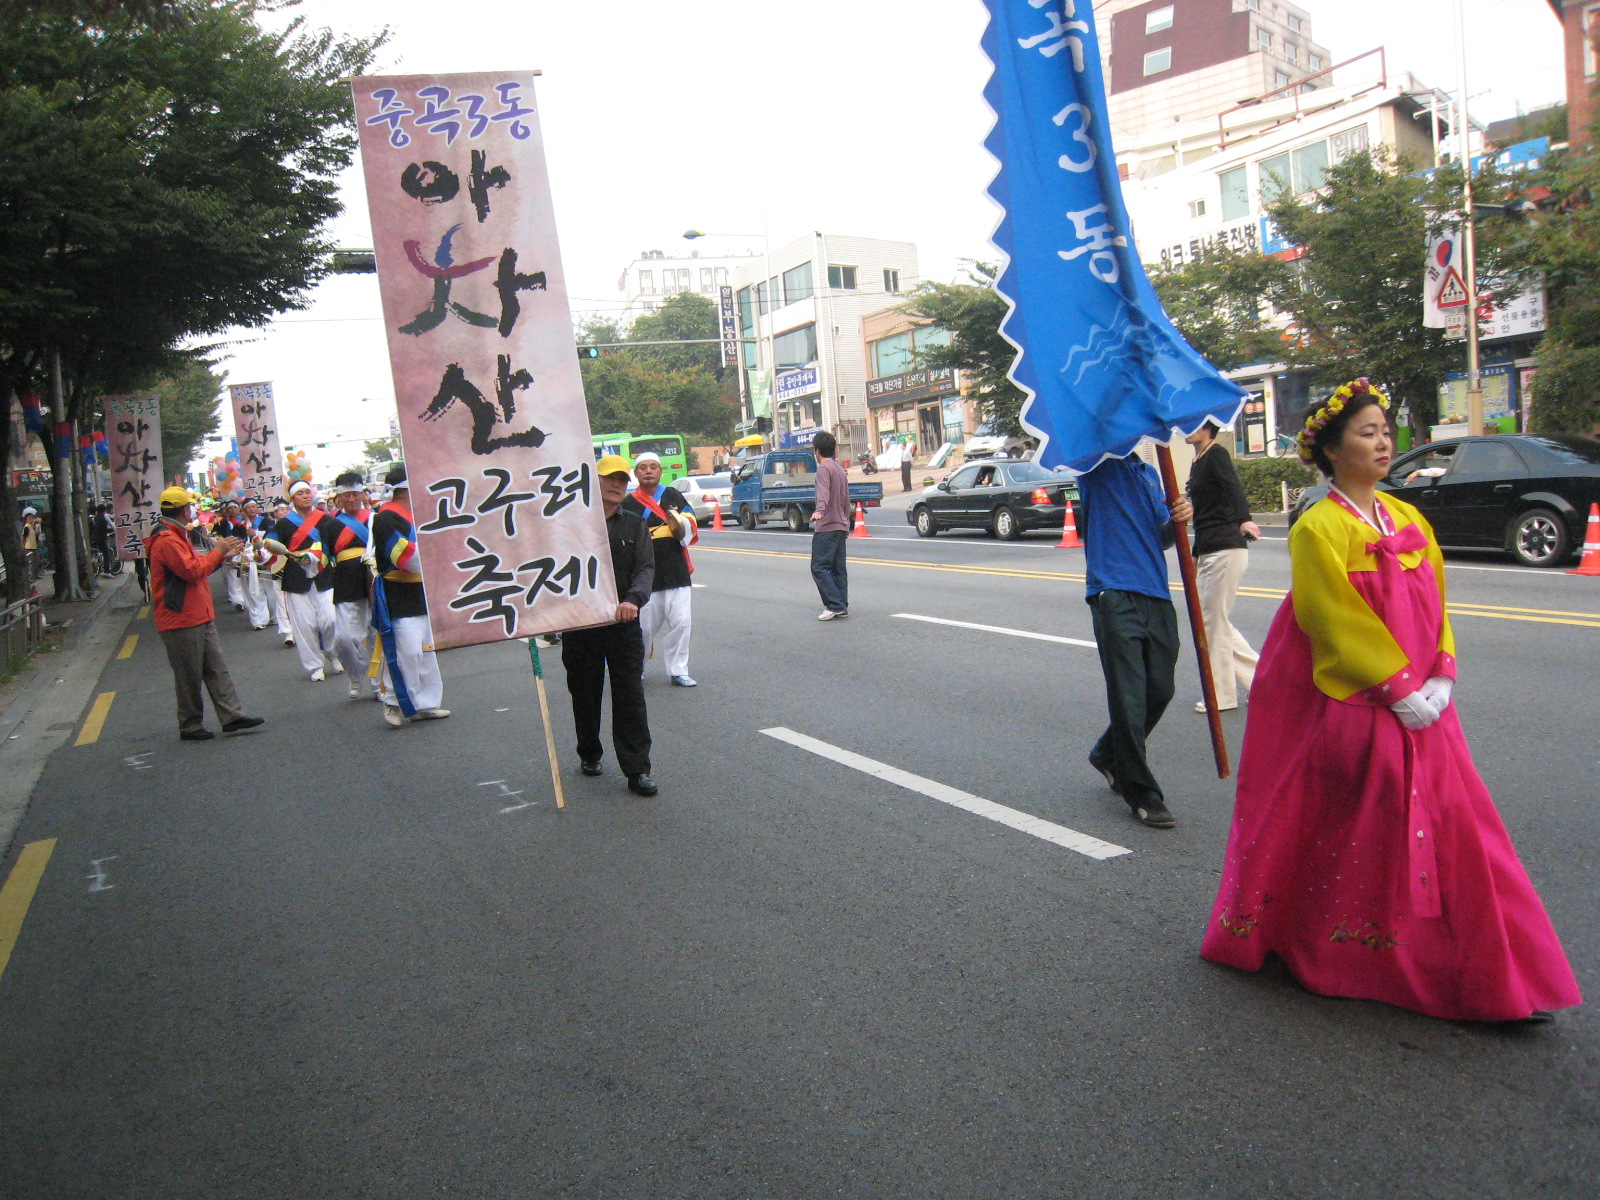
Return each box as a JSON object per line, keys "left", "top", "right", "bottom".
{"left": 1288, "top": 434, "right": 1600, "bottom": 567}
{"left": 909, "top": 459, "right": 1080, "bottom": 539}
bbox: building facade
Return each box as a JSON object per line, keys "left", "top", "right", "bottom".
{"left": 730, "top": 235, "right": 920, "bottom": 444}
{"left": 1097, "top": 0, "right": 1333, "bottom": 148}
{"left": 613, "top": 248, "right": 761, "bottom": 327}
{"left": 860, "top": 306, "right": 976, "bottom": 455}
{"left": 1548, "top": 0, "right": 1599, "bottom": 148}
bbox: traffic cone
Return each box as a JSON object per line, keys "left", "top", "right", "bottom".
{"left": 1568, "top": 503, "right": 1600, "bottom": 575}
{"left": 1055, "top": 499, "right": 1083, "bottom": 549}
{"left": 710, "top": 496, "right": 725, "bottom": 532}
{"left": 850, "top": 501, "right": 871, "bottom": 538}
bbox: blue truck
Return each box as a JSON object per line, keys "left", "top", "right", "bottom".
{"left": 729, "top": 450, "right": 884, "bottom": 532}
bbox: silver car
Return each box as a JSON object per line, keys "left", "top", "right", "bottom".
{"left": 676, "top": 473, "right": 734, "bottom": 524}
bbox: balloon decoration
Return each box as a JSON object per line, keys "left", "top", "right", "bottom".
{"left": 284, "top": 448, "right": 313, "bottom": 491}
{"left": 210, "top": 452, "right": 244, "bottom": 504}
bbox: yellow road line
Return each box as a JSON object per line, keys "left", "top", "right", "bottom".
{"left": 75, "top": 692, "right": 115, "bottom": 747}
{"left": 698, "top": 546, "right": 1600, "bottom": 629}
{"left": 136, "top": 605, "right": 150, "bottom": 620}
{"left": 0, "top": 838, "right": 56, "bottom": 987}
{"left": 117, "top": 634, "right": 138, "bottom": 660}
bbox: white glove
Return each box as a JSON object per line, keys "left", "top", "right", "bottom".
{"left": 1418, "top": 676, "right": 1453, "bottom": 715}
{"left": 1390, "top": 691, "right": 1440, "bottom": 731}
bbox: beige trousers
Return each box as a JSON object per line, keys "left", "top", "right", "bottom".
{"left": 1196, "top": 547, "right": 1258, "bottom": 709}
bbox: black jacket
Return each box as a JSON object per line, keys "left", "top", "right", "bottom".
{"left": 607, "top": 508, "right": 654, "bottom": 613}
{"left": 1187, "top": 444, "right": 1253, "bottom": 556}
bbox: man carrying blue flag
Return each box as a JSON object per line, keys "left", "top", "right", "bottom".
{"left": 1080, "top": 457, "right": 1192, "bottom": 829}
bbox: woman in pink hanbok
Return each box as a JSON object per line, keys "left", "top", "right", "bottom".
{"left": 1201, "top": 380, "right": 1580, "bottom": 1022}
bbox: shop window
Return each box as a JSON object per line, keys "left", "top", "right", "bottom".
{"left": 883, "top": 268, "right": 901, "bottom": 294}
{"left": 1219, "top": 165, "right": 1250, "bottom": 221}
{"left": 782, "top": 261, "right": 814, "bottom": 304}
{"left": 1145, "top": 5, "right": 1174, "bottom": 33}
{"left": 914, "top": 327, "right": 950, "bottom": 354}
{"left": 772, "top": 323, "right": 817, "bottom": 369}
{"left": 1143, "top": 47, "right": 1171, "bottom": 75}
{"left": 871, "top": 330, "right": 914, "bottom": 377}
{"left": 827, "top": 264, "right": 858, "bottom": 290}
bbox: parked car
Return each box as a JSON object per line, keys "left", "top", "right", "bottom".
{"left": 1287, "top": 433, "right": 1600, "bottom": 567}
{"left": 961, "top": 421, "right": 1027, "bottom": 460}
{"left": 909, "top": 459, "right": 1080, "bottom": 539}
{"left": 676, "top": 473, "right": 733, "bottom": 525}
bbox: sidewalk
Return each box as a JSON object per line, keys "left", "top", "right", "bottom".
{"left": 0, "top": 568, "right": 142, "bottom": 856}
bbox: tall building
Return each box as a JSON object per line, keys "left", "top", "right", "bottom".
{"left": 729, "top": 234, "right": 919, "bottom": 443}
{"left": 1097, "top": 0, "right": 1334, "bottom": 148}
{"left": 613, "top": 247, "right": 762, "bottom": 327}
{"left": 1548, "top": 1, "right": 1598, "bottom": 147}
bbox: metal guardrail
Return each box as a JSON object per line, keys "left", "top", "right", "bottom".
{"left": 0, "top": 594, "right": 45, "bottom": 675}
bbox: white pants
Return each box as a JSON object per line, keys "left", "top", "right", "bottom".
{"left": 242, "top": 566, "right": 271, "bottom": 629}
{"left": 640, "top": 585, "right": 692, "bottom": 678}
{"left": 225, "top": 569, "right": 244, "bottom": 609}
{"left": 377, "top": 614, "right": 444, "bottom": 711}
{"left": 1196, "top": 547, "right": 1259, "bottom": 709}
{"left": 285, "top": 587, "right": 337, "bottom": 677}
{"left": 267, "top": 578, "right": 293, "bottom": 635}
{"left": 334, "top": 598, "right": 377, "bottom": 692}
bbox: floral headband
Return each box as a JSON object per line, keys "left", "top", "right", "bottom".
{"left": 1294, "top": 378, "right": 1391, "bottom": 465}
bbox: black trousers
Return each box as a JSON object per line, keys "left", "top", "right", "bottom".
{"left": 1088, "top": 588, "right": 1179, "bottom": 806}
{"left": 561, "top": 620, "right": 651, "bottom": 775}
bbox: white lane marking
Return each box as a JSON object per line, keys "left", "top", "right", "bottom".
{"left": 760, "top": 727, "right": 1130, "bottom": 860}
{"left": 692, "top": 584, "right": 707, "bottom": 588}
{"left": 87, "top": 856, "right": 118, "bottom": 893}
{"left": 478, "top": 779, "right": 536, "bottom": 814}
{"left": 893, "top": 612, "right": 1097, "bottom": 648}
{"left": 123, "top": 753, "right": 153, "bottom": 771}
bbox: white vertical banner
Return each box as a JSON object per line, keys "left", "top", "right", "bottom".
{"left": 351, "top": 71, "right": 616, "bottom": 650}
{"left": 229, "top": 382, "right": 285, "bottom": 501}
{"left": 105, "top": 395, "right": 164, "bottom": 561}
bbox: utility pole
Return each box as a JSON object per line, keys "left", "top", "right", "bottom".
{"left": 1455, "top": 0, "right": 1485, "bottom": 436}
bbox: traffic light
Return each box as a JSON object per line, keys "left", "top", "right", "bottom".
{"left": 755, "top": 416, "right": 773, "bottom": 433}
{"left": 577, "top": 346, "right": 601, "bottom": 359}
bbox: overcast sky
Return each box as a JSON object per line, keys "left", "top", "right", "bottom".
{"left": 208, "top": 0, "right": 1566, "bottom": 478}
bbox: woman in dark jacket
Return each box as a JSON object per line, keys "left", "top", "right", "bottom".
{"left": 1184, "top": 421, "right": 1260, "bottom": 713}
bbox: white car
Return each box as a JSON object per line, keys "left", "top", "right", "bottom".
{"left": 676, "top": 473, "right": 734, "bottom": 524}
{"left": 961, "top": 422, "right": 1027, "bottom": 460}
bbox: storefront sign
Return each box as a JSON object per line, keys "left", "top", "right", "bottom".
{"left": 774, "top": 365, "right": 820, "bottom": 403}
{"left": 719, "top": 285, "right": 738, "bottom": 368}
{"left": 353, "top": 71, "right": 616, "bottom": 649}
{"left": 1155, "top": 218, "right": 1260, "bottom": 268}
{"left": 865, "top": 367, "right": 957, "bottom": 407}
{"left": 105, "top": 395, "right": 163, "bottom": 561}
{"left": 778, "top": 427, "right": 821, "bottom": 449}
{"left": 228, "top": 382, "right": 285, "bottom": 501}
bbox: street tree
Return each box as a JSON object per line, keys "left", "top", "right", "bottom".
{"left": 1148, "top": 249, "right": 1290, "bottom": 372}
{"left": 907, "top": 263, "right": 1027, "bottom": 434}
{"left": 576, "top": 296, "right": 737, "bottom": 442}
{"left": 147, "top": 359, "right": 226, "bottom": 482}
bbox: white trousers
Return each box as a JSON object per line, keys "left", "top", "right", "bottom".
{"left": 1196, "top": 547, "right": 1259, "bottom": 709}
{"left": 333, "top": 598, "right": 377, "bottom": 692}
{"left": 285, "top": 587, "right": 337, "bottom": 677}
{"left": 377, "top": 614, "right": 444, "bottom": 711}
{"left": 242, "top": 567, "right": 271, "bottom": 629}
{"left": 267, "top": 578, "right": 293, "bottom": 634}
{"left": 640, "top": 584, "right": 692, "bottom": 677}
{"left": 225, "top": 569, "right": 244, "bottom": 608}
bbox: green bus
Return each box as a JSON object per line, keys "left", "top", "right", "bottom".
{"left": 590, "top": 432, "right": 691, "bottom": 485}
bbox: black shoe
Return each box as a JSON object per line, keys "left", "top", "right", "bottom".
{"left": 180, "top": 729, "right": 216, "bottom": 741}
{"left": 1091, "top": 758, "right": 1121, "bottom": 795}
{"left": 579, "top": 760, "right": 603, "bottom": 777}
{"left": 221, "top": 716, "right": 265, "bottom": 734}
{"left": 627, "top": 773, "right": 658, "bottom": 796}
{"left": 233, "top": 603, "right": 245, "bottom": 612}
{"left": 1131, "top": 801, "right": 1176, "bottom": 829}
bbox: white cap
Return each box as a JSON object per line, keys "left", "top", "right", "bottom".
{"left": 633, "top": 452, "right": 661, "bottom": 466}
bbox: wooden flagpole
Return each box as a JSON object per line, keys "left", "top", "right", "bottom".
{"left": 527, "top": 637, "right": 567, "bottom": 809}
{"left": 1155, "top": 443, "right": 1230, "bottom": 779}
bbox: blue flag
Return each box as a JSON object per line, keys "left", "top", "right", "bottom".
{"left": 982, "top": 0, "right": 1245, "bottom": 472}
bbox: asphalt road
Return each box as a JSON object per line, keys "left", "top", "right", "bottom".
{"left": 1, "top": 514, "right": 1596, "bottom": 1199}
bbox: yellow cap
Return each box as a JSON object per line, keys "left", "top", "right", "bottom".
{"left": 159, "top": 486, "right": 193, "bottom": 508}
{"left": 595, "top": 453, "right": 633, "bottom": 478}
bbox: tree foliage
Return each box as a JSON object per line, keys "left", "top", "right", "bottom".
{"left": 907, "top": 263, "right": 1026, "bottom": 433}
{"left": 147, "top": 358, "right": 225, "bottom": 480}
{"left": 1148, "top": 249, "right": 1291, "bottom": 371}
{"left": 577, "top": 294, "right": 737, "bottom": 441}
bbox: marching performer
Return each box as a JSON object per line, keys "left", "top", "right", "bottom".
{"left": 213, "top": 501, "right": 249, "bottom": 613}
{"left": 371, "top": 463, "right": 448, "bottom": 727}
{"left": 622, "top": 451, "right": 698, "bottom": 687}
{"left": 328, "top": 472, "right": 380, "bottom": 700}
{"left": 271, "top": 481, "right": 341, "bottom": 681}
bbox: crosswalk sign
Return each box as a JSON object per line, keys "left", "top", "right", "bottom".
{"left": 1436, "top": 266, "right": 1469, "bottom": 308}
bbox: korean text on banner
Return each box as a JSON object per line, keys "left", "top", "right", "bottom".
{"left": 229, "top": 382, "right": 285, "bottom": 501}
{"left": 981, "top": 1, "right": 1244, "bottom": 472}
{"left": 105, "top": 396, "right": 164, "bottom": 561}
{"left": 351, "top": 73, "right": 617, "bottom": 650}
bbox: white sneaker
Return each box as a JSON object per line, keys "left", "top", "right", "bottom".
{"left": 284, "top": 635, "right": 296, "bottom": 647}
{"left": 348, "top": 680, "right": 361, "bottom": 698}
{"left": 383, "top": 704, "right": 404, "bottom": 728}
{"left": 817, "top": 609, "right": 847, "bottom": 621}
{"left": 413, "top": 708, "right": 451, "bottom": 720}
{"left": 328, "top": 659, "right": 344, "bottom": 676}
{"left": 310, "top": 668, "right": 325, "bottom": 682}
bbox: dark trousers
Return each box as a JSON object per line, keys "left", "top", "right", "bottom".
{"left": 561, "top": 620, "right": 651, "bottom": 775}
{"left": 1088, "top": 589, "right": 1179, "bottom": 806}
{"left": 900, "top": 460, "right": 913, "bottom": 491}
{"left": 810, "top": 529, "right": 849, "bottom": 613}
{"left": 158, "top": 622, "right": 245, "bottom": 734}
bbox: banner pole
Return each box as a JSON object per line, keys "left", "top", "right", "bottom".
{"left": 527, "top": 637, "right": 567, "bottom": 810}
{"left": 1155, "top": 443, "right": 1230, "bottom": 779}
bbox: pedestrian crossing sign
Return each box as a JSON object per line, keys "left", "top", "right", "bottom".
{"left": 1435, "top": 266, "right": 1469, "bottom": 309}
